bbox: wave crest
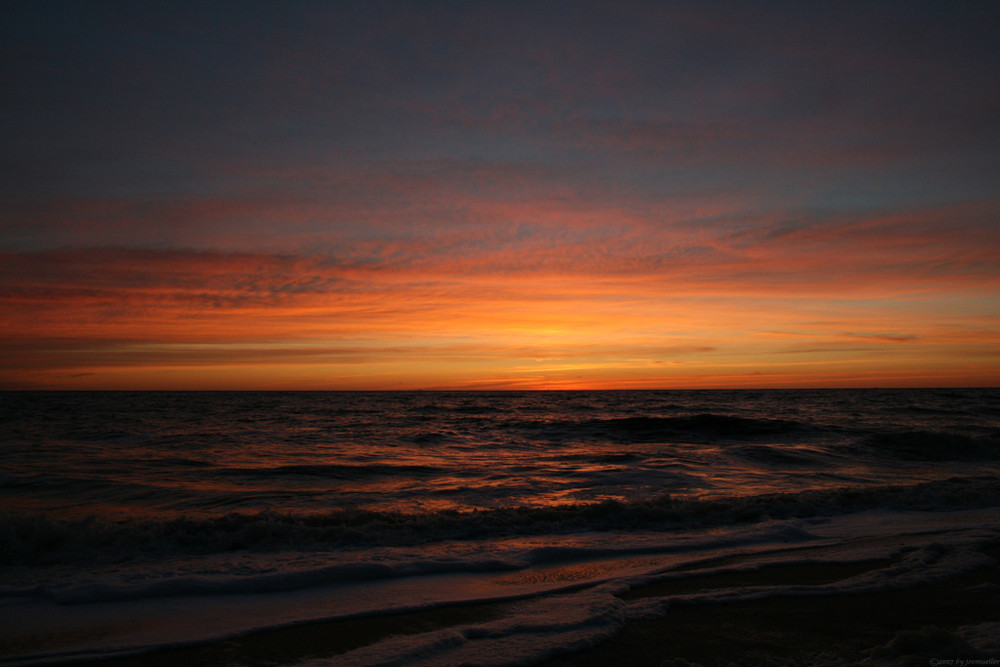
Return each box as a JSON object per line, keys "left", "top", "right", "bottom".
{"left": 549, "top": 414, "right": 805, "bottom": 443}
{"left": 3, "top": 476, "right": 998, "bottom": 567}
{"left": 861, "top": 431, "right": 1000, "bottom": 461}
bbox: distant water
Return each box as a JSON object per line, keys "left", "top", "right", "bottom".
{"left": 2, "top": 389, "right": 1000, "bottom": 558}
{"left": 2, "top": 389, "right": 999, "bottom": 664}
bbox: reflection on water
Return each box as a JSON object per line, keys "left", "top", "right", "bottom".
{"left": 1, "top": 389, "right": 998, "bottom": 519}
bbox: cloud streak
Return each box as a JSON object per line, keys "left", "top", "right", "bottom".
{"left": 2, "top": 2, "right": 998, "bottom": 388}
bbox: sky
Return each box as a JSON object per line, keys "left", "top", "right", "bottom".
{"left": 1, "top": 0, "right": 998, "bottom": 390}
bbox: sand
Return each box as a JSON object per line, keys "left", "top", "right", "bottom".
{"left": 68, "top": 540, "right": 1000, "bottom": 667}
{"left": 69, "top": 602, "right": 505, "bottom": 666}
{"left": 543, "top": 547, "right": 1000, "bottom": 666}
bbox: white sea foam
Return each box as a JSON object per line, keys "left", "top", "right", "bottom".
{"left": 3, "top": 389, "right": 999, "bottom": 665}
{"left": 2, "top": 507, "right": 997, "bottom": 666}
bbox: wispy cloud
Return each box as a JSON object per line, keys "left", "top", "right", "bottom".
{"left": 2, "top": 2, "right": 998, "bottom": 388}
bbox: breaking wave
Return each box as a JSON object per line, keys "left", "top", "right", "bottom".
{"left": 3, "top": 476, "right": 998, "bottom": 567}
{"left": 859, "top": 430, "right": 1000, "bottom": 461}
{"left": 535, "top": 414, "right": 807, "bottom": 443}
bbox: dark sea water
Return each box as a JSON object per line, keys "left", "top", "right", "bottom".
{"left": 2, "top": 389, "right": 999, "bottom": 665}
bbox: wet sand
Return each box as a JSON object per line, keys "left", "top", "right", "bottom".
{"left": 544, "top": 547, "right": 1000, "bottom": 666}
{"left": 77, "top": 544, "right": 1000, "bottom": 667}
{"left": 71, "top": 602, "right": 507, "bottom": 666}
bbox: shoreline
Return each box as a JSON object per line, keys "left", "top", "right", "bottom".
{"left": 66, "top": 543, "right": 1000, "bottom": 667}
{"left": 545, "top": 545, "right": 1000, "bottom": 666}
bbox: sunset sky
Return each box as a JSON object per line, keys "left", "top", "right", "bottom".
{"left": 2, "top": 1, "right": 998, "bottom": 390}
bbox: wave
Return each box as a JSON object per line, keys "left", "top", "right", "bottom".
{"left": 10, "top": 557, "right": 529, "bottom": 605}
{"left": 3, "top": 476, "right": 997, "bottom": 568}
{"left": 860, "top": 431, "right": 1000, "bottom": 461}
{"left": 536, "top": 413, "right": 807, "bottom": 443}
{"left": 0, "top": 471, "right": 174, "bottom": 499}
{"left": 8, "top": 522, "right": 826, "bottom": 607}
{"left": 218, "top": 462, "right": 447, "bottom": 479}
{"left": 731, "top": 444, "right": 829, "bottom": 468}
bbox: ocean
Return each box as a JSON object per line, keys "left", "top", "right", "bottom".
{"left": 2, "top": 389, "right": 999, "bottom": 665}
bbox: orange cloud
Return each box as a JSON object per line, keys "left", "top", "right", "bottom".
{"left": 2, "top": 235, "right": 997, "bottom": 389}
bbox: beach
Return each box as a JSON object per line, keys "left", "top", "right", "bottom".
{"left": 5, "top": 507, "right": 999, "bottom": 666}
{"left": 552, "top": 542, "right": 1000, "bottom": 666}
{"left": 19, "top": 521, "right": 999, "bottom": 666}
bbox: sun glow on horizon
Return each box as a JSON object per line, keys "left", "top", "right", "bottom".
{"left": 2, "top": 3, "right": 998, "bottom": 390}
